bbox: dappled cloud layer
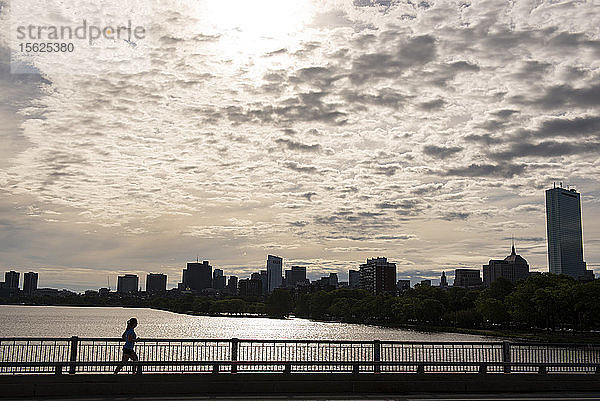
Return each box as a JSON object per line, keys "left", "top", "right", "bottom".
{"left": 0, "top": 0, "right": 599, "bottom": 289}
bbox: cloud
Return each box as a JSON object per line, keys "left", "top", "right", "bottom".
{"left": 522, "top": 116, "right": 600, "bottom": 139}
{"left": 491, "top": 141, "right": 600, "bottom": 160}
{"left": 418, "top": 98, "right": 446, "bottom": 111}
{"left": 275, "top": 138, "right": 322, "bottom": 153}
{"left": 491, "top": 109, "right": 519, "bottom": 119}
{"left": 283, "top": 161, "right": 320, "bottom": 174}
{"left": 423, "top": 144, "right": 462, "bottom": 159}
{"left": 410, "top": 183, "right": 443, "bottom": 195}
{"left": 501, "top": 236, "right": 544, "bottom": 242}
{"left": 342, "top": 88, "right": 409, "bottom": 109}
{"left": 511, "top": 83, "right": 600, "bottom": 110}
{"left": 348, "top": 35, "right": 437, "bottom": 84}
{"left": 301, "top": 192, "right": 317, "bottom": 201}
{"left": 513, "top": 204, "right": 542, "bottom": 213}
{"left": 289, "top": 221, "right": 309, "bottom": 227}
{"left": 374, "top": 234, "right": 415, "bottom": 240}
{"left": 463, "top": 134, "right": 502, "bottom": 145}
{"left": 443, "top": 164, "right": 527, "bottom": 178}
{"left": 442, "top": 212, "right": 470, "bottom": 221}
{"left": 223, "top": 93, "right": 348, "bottom": 126}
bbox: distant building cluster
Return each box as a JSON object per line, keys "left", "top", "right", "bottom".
{"left": 0, "top": 271, "right": 40, "bottom": 297}
{"left": 1, "top": 186, "right": 594, "bottom": 298}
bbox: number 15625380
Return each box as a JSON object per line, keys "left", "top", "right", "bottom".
{"left": 19, "top": 42, "right": 75, "bottom": 53}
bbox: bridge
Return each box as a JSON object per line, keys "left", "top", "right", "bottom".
{"left": 1, "top": 338, "right": 599, "bottom": 398}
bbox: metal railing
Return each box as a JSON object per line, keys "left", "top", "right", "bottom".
{"left": 1, "top": 338, "right": 599, "bottom": 375}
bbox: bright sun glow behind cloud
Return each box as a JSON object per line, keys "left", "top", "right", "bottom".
{"left": 199, "top": 0, "right": 314, "bottom": 60}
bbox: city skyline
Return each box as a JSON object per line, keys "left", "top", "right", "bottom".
{"left": 0, "top": 237, "right": 587, "bottom": 293}
{"left": 1, "top": 184, "right": 597, "bottom": 291}
{"left": 1, "top": 1, "right": 599, "bottom": 291}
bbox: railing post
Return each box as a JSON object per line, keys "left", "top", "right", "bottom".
{"left": 69, "top": 336, "right": 79, "bottom": 375}
{"left": 538, "top": 365, "right": 547, "bottom": 374}
{"left": 55, "top": 364, "right": 62, "bottom": 375}
{"left": 502, "top": 341, "right": 511, "bottom": 374}
{"left": 231, "top": 338, "right": 238, "bottom": 374}
{"left": 373, "top": 340, "right": 381, "bottom": 373}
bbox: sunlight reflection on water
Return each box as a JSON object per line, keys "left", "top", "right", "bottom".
{"left": 0, "top": 305, "right": 495, "bottom": 341}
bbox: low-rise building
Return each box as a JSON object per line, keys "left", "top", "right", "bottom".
{"left": 483, "top": 245, "right": 530, "bottom": 287}
{"left": 453, "top": 269, "right": 482, "bottom": 288}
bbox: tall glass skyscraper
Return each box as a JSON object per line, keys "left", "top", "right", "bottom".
{"left": 545, "top": 186, "right": 587, "bottom": 279}
{"left": 266, "top": 255, "right": 283, "bottom": 293}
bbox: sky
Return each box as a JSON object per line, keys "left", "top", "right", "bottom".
{"left": 1, "top": 0, "right": 599, "bottom": 291}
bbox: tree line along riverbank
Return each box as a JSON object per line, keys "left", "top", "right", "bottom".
{"left": 2, "top": 273, "right": 599, "bottom": 343}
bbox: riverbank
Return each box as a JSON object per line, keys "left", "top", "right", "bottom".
{"left": 152, "top": 305, "right": 600, "bottom": 343}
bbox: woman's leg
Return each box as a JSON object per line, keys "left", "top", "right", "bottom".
{"left": 114, "top": 353, "right": 130, "bottom": 374}
{"left": 130, "top": 351, "right": 140, "bottom": 374}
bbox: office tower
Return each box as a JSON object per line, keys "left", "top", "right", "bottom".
{"left": 348, "top": 270, "right": 360, "bottom": 288}
{"left": 117, "top": 274, "right": 139, "bottom": 293}
{"left": 483, "top": 245, "right": 530, "bottom": 286}
{"left": 266, "top": 255, "right": 283, "bottom": 293}
{"left": 546, "top": 186, "right": 587, "bottom": 279}
{"left": 440, "top": 271, "right": 448, "bottom": 287}
{"left": 23, "top": 272, "right": 38, "bottom": 296}
{"left": 260, "top": 270, "right": 268, "bottom": 295}
{"left": 328, "top": 273, "right": 338, "bottom": 287}
{"left": 238, "top": 278, "right": 262, "bottom": 298}
{"left": 5, "top": 271, "right": 19, "bottom": 289}
{"left": 284, "top": 266, "right": 307, "bottom": 288}
{"left": 213, "top": 269, "right": 226, "bottom": 290}
{"left": 397, "top": 279, "right": 411, "bottom": 292}
{"left": 453, "top": 269, "right": 482, "bottom": 288}
{"left": 146, "top": 273, "right": 167, "bottom": 293}
{"left": 359, "top": 257, "right": 396, "bottom": 295}
{"left": 226, "top": 276, "right": 238, "bottom": 295}
{"left": 181, "top": 261, "right": 212, "bottom": 291}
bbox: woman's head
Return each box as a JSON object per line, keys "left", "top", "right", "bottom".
{"left": 127, "top": 317, "right": 138, "bottom": 328}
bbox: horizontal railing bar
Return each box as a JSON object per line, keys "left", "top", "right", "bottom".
{"left": 1, "top": 337, "right": 598, "bottom": 348}
{"left": 509, "top": 342, "right": 600, "bottom": 348}
{"left": 2, "top": 361, "right": 599, "bottom": 368}
{"left": 3, "top": 338, "right": 497, "bottom": 344}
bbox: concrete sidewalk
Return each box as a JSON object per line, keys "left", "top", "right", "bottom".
{"left": 3, "top": 373, "right": 600, "bottom": 400}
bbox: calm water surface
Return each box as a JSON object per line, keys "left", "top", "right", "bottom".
{"left": 0, "top": 305, "right": 495, "bottom": 341}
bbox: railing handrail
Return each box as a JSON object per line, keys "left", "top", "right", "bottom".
{"left": 0, "top": 337, "right": 506, "bottom": 344}
{"left": 2, "top": 360, "right": 600, "bottom": 367}
{"left": 2, "top": 337, "right": 600, "bottom": 348}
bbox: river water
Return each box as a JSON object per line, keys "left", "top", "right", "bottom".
{"left": 0, "top": 305, "right": 495, "bottom": 341}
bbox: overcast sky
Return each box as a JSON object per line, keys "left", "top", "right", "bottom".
{"left": 1, "top": 0, "right": 599, "bottom": 291}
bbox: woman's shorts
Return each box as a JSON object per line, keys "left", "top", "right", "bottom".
{"left": 122, "top": 347, "right": 135, "bottom": 356}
